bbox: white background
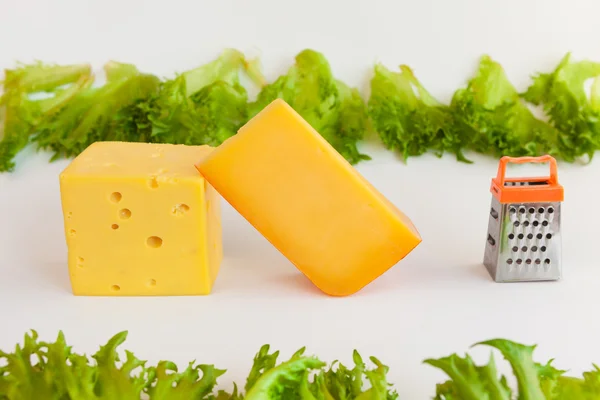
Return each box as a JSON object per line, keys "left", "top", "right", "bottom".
{"left": 1, "top": 0, "right": 600, "bottom": 397}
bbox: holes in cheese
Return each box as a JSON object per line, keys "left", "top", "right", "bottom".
{"left": 148, "top": 176, "right": 159, "bottom": 189}
{"left": 172, "top": 204, "right": 190, "bottom": 216}
{"left": 76, "top": 257, "right": 84, "bottom": 268}
{"left": 109, "top": 192, "right": 122, "bottom": 203}
{"left": 69, "top": 229, "right": 76, "bottom": 237}
{"left": 119, "top": 209, "right": 131, "bottom": 219}
{"left": 146, "top": 236, "right": 163, "bottom": 248}
{"left": 111, "top": 285, "right": 121, "bottom": 292}
{"left": 111, "top": 224, "right": 119, "bottom": 230}
{"left": 148, "top": 279, "right": 157, "bottom": 287}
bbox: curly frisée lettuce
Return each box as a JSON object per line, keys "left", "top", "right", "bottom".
{"left": 32, "top": 62, "right": 161, "bottom": 161}
{"left": 6, "top": 50, "right": 600, "bottom": 172}
{"left": 0, "top": 50, "right": 263, "bottom": 171}
{"left": 2, "top": 331, "right": 600, "bottom": 399}
{"left": 249, "top": 49, "right": 371, "bottom": 165}
{"left": 141, "top": 49, "right": 260, "bottom": 147}
{"left": 521, "top": 52, "right": 600, "bottom": 163}
{"left": 425, "top": 339, "right": 600, "bottom": 400}
{"left": 0, "top": 62, "right": 93, "bottom": 171}
{"left": 368, "top": 64, "right": 470, "bottom": 163}
{"left": 0, "top": 331, "right": 397, "bottom": 400}
{"left": 367, "top": 56, "right": 564, "bottom": 163}
{"left": 450, "top": 55, "right": 562, "bottom": 160}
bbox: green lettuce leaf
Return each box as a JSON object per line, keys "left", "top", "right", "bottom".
{"left": 4, "top": 330, "right": 600, "bottom": 399}
{"left": 143, "top": 49, "right": 259, "bottom": 146}
{"left": 451, "top": 55, "right": 560, "bottom": 159}
{"left": 521, "top": 52, "right": 600, "bottom": 162}
{"left": 242, "top": 345, "right": 325, "bottom": 400}
{"left": 145, "top": 361, "right": 226, "bottom": 399}
{"left": 0, "top": 330, "right": 149, "bottom": 399}
{"left": 476, "top": 339, "right": 547, "bottom": 400}
{"left": 249, "top": 49, "right": 370, "bottom": 165}
{"left": 424, "top": 352, "right": 512, "bottom": 400}
{"left": 368, "top": 63, "right": 470, "bottom": 163}
{"left": 0, "top": 62, "right": 92, "bottom": 171}
{"left": 244, "top": 344, "right": 282, "bottom": 393}
{"left": 550, "top": 366, "right": 600, "bottom": 399}
{"left": 318, "top": 351, "right": 367, "bottom": 399}
{"left": 424, "top": 338, "right": 600, "bottom": 400}
{"left": 305, "top": 351, "right": 397, "bottom": 400}
{"left": 32, "top": 61, "right": 160, "bottom": 160}
{"left": 0, "top": 330, "right": 59, "bottom": 398}
{"left": 90, "top": 331, "right": 149, "bottom": 399}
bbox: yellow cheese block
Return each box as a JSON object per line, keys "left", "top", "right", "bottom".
{"left": 59, "top": 141, "right": 223, "bottom": 296}
{"left": 195, "top": 99, "right": 421, "bottom": 296}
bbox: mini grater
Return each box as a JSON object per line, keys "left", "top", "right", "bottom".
{"left": 483, "top": 155, "right": 564, "bottom": 282}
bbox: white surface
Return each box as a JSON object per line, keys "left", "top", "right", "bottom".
{"left": 1, "top": 0, "right": 600, "bottom": 397}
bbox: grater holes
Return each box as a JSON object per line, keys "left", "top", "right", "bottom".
{"left": 510, "top": 207, "right": 517, "bottom": 214}
{"left": 508, "top": 233, "right": 515, "bottom": 240}
{"left": 507, "top": 258, "right": 514, "bottom": 265}
{"left": 536, "top": 233, "right": 543, "bottom": 240}
{"left": 541, "top": 246, "right": 547, "bottom": 252}
{"left": 487, "top": 234, "right": 496, "bottom": 246}
{"left": 532, "top": 245, "right": 538, "bottom": 252}
{"left": 548, "top": 207, "right": 554, "bottom": 214}
{"left": 518, "top": 233, "right": 524, "bottom": 240}
{"left": 523, "top": 220, "right": 530, "bottom": 227}
{"left": 512, "top": 246, "right": 519, "bottom": 252}
{"left": 521, "top": 246, "right": 528, "bottom": 252}
{"left": 526, "top": 259, "right": 532, "bottom": 265}
{"left": 527, "top": 233, "right": 533, "bottom": 240}
{"left": 528, "top": 207, "right": 535, "bottom": 214}
{"left": 535, "top": 259, "right": 541, "bottom": 265}
{"left": 490, "top": 208, "right": 499, "bottom": 219}
{"left": 546, "top": 233, "right": 552, "bottom": 239}
{"left": 514, "top": 220, "right": 520, "bottom": 227}
{"left": 538, "top": 207, "right": 545, "bottom": 214}
{"left": 519, "top": 207, "right": 526, "bottom": 214}
{"left": 533, "top": 220, "right": 539, "bottom": 227}
{"left": 542, "top": 220, "right": 549, "bottom": 227}
{"left": 516, "top": 259, "right": 523, "bottom": 265}
{"left": 544, "top": 258, "right": 551, "bottom": 264}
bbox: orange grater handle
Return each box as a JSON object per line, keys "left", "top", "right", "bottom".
{"left": 495, "top": 155, "right": 559, "bottom": 186}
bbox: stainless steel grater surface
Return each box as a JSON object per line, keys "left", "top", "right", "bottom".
{"left": 483, "top": 156, "right": 564, "bottom": 283}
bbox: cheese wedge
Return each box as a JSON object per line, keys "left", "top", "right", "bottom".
{"left": 59, "top": 141, "right": 223, "bottom": 296}
{"left": 195, "top": 99, "right": 421, "bottom": 296}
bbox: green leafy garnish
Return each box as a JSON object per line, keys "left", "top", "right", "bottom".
{"left": 450, "top": 55, "right": 560, "bottom": 159}
{"left": 424, "top": 338, "right": 600, "bottom": 400}
{"left": 0, "top": 330, "right": 399, "bottom": 399}
{"left": 5, "top": 50, "right": 600, "bottom": 172}
{"left": 249, "top": 49, "right": 370, "bottom": 165}
{"left": 144, "top": 48, "right": 259, "bottom": 147}
{"left": 368, "top": 63, "right": 469, "bottom": 163}
{"left": 32, "top": 61, "right": 160, "bottom": 160}
{"left": 0, "top": 62, "right": 92, "bottom": 171}
{"left": 2, "top": 330, "right": 600, "bottom": 399}
{"left": 1, "top": 50, "right": 263, "bottom": 171}
{"left": 521, "top": 52, "right": 600, "bottom": 162}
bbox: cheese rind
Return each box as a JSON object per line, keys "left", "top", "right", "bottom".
{"left": 195, "top": 99, "right": 421, "bottom": 296}
{"left": 59, "top": 141, "right": 223, "bottom": 296}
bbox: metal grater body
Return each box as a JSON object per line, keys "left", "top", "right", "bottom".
{"left": 484, "top": 196, "right": 562, "bottom": 282}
